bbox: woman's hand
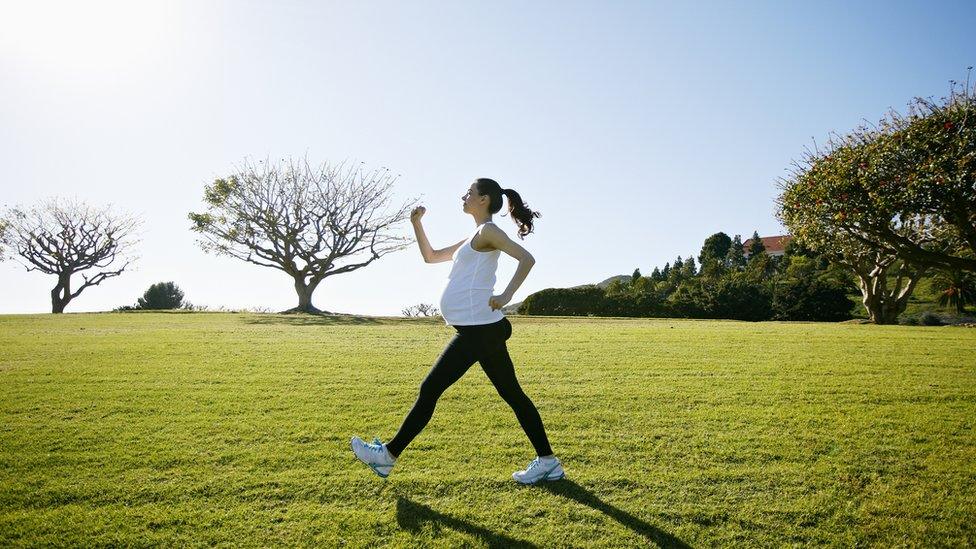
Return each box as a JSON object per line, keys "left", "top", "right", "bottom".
{"left": 489, "top": 292, "right": 512, "bottom": 311}
{"left": 410, "top": 206, "right": 426, "bottom": 224}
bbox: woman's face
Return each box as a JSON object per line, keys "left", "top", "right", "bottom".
{"left": 461, "top": 183, "right": 483, "bottom": 212}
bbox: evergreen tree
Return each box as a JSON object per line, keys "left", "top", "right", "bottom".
{"left": 699, "top": 257, "right": 726, "bottom": 280}
{"left": 699, "top": 232, "right": 732, "bottom": 265}
{"left": 650, "top": 266, "right": 662, "bottom": 281}
{"left": 745, "top": 252, "right": 776, "bottom": 282}
{"left": 670, "top": 256, "right": 684, "bottom": 282}
{"left": 726, "top": 235, "right": 746, "bottom": 270}
{"left": 682, "top": 256, "right": 697, "bottom": 278}
{"left": 661, "top": 262, "right": 671, "bottom": 279}
{"left": 747, "top": 230, "right": 766, "bottom": 257}
{"left": 631, "top": 267, "right": 642, "bottom": 285}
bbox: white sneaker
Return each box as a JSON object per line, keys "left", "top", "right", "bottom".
{"left": 513, "top": 456, "right": 565, "bottom": 484}
{"left": 350, "top": 435, "right": 397, "bottom": 478}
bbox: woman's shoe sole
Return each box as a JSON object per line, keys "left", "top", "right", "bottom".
{"left": 514, "top": 471, "right": 565, "bottom": 485}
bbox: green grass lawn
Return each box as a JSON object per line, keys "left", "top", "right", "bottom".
{"left": 1, "top": 313, "right": 974, "bottom": 547}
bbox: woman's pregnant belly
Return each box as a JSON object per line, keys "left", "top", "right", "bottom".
{"left": 439, "top": 286, "right": 501, "bottom": 325}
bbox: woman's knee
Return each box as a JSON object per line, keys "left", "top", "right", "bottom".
{"left": 418, "top": 377, "right": 446, "bottom": 399}
{"left": 495, "top": 383, "right": 531, "bottom": 407}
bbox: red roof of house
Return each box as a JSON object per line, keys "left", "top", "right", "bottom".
{"left": 742, "top": 235, "right": 791, "bottom": 254}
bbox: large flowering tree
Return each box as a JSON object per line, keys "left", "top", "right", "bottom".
{"left": 777, "top": 74, "right": 976, "bottom": 323}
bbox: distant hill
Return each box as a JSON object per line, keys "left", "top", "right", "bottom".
{"left": 582, "top": 275, "right": 632, "bottom": 289}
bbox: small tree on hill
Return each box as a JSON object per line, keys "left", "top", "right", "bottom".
{"left": 137, "top": 282, "right": 185, "bottom": 310}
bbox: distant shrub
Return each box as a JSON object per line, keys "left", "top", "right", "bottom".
{"left": 137, "top": 282, "right": 185, "bottom": 310}
{"left": 919, "top": 311, "right": 946, "bottom": 326}
{"left": 518, "top": 286, "right": 607, "bottom": 316}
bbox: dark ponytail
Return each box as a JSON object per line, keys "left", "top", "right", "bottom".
{"left": 475, "top": 178, "right": 541, "bottom": 239}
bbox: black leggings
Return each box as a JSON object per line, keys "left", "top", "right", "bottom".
{"left": 385, "top": 317, "right": 553, "bottom": 458}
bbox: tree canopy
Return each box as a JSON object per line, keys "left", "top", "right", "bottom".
{"left": 699, "top": 232, "right": 732, "bottom": 265}
{"left": 777, "top": 75, "right": 976, "bottom": 274}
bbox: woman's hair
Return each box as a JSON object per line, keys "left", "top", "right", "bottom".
{"left": 474, "top": 178, "right": 541, "bottom": 239}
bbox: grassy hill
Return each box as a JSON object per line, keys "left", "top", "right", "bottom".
{"left": 1, "top": 313, "right": 974, "bottom": 546}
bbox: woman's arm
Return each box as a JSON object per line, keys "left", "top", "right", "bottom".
{"left": 411, "top": 217, "right": 435, "bottom": 263}
{"left": 428, "top": 239, "right": 466, "bottom": 263}
{"left": 410, "top": 206, "right": 465, "bottom": 263}
{"left": 500, "top": 256, "right": 535, "bottom": 299}
{"left": 480, "top": 224, "right": 535, "bottom": 307}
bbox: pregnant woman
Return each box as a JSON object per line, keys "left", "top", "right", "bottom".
{"left": 351, "top": 178, "right": 564, "bottom": 485}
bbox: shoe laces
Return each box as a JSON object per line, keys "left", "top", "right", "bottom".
{"left": 369, "top": 437, "right": 385, "bottom": 453}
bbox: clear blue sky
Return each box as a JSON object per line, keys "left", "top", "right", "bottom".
{"left": 1, "top": 1, "right": 974, "bottom": 315}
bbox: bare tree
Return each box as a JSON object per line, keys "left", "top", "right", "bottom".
{"left": 1, "top": 198, "right": 141, "bottom": 313}
{"left": 189, "top": 157, "right": 419, "bottom": 314}
{"left": 402, "top": 303, "right": 440, "bottom": 317}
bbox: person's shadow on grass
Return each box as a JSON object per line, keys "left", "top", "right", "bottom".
{"left": 396, "top": 497, "right": 539, "bottom": 548}
{"left": 395, "top": 479, "right": 689, "bottom": 549}
{"left": 535, "top": 479, "right": 691, "bottom": 549}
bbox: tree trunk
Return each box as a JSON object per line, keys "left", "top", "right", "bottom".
{"left": 286, "top": 277, "right": 322, "bottom": 314}
{"left": 857, "top": 266, "right": 921, "bottom": 325}
{"left": 50, "top": 274, "right": 71, "bottom": 314}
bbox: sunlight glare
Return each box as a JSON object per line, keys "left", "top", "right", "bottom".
{"left": 0, "top": 1, "right": 181, "bottom": 78}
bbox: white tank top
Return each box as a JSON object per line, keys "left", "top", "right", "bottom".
{"left": 439, "top": 221, "right": 506, "bottom": 326}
